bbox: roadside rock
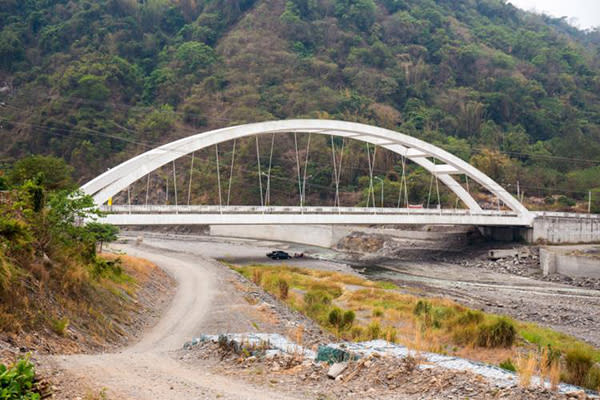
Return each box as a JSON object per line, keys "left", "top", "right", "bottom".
{"left": 184, "top": 339, "right": 587, "bottom": 400}
{"left": 327, "top": 362, "right": 348, "bottom": 379}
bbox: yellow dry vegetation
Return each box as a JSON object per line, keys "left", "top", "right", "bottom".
{"left": 231, "top": 263, "right": 600, "bottom": 390}
{"left": 0, "top": 251, "right": 160, "bottom": 353}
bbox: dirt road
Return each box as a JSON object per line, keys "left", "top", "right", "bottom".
{"left": 45, "top": 244, "right": 303, "bottom": 400}
{"left": 44, "top": 234, "right": 600, "bottom": 399}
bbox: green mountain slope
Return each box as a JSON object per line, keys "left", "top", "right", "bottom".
{"left": 1, "top": 0, "right": 599, "bottom": 209}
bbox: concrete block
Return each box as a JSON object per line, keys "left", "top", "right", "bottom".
{"left": 539, "top": 248, "right": 557, "bottom": 276}
{"left": 327, "top": 362, "right": 348, "bottom": 379}
{"left": 488, "top": 249, "right": 519, "bottom": 260}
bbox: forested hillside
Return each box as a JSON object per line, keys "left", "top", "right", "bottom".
{"left": 1, "top": 0, "right": 599, "bottom": 210}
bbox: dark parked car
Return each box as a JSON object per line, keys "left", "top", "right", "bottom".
{"left": 266, "top": 250, "right": 291, "bottom": 260}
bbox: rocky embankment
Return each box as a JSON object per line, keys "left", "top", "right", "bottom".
{"left": 183, "top": 330, "right": 591, "bottom": 400}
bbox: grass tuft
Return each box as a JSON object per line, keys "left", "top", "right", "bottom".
{"left": 50, "top": 317, "right": 70, "bottom": 336}
{"left": 476, "top": 318, "right": 516, "bottom": 348}
{"left": 277, "top": 278, "right": 289, "bottom": 300}
{"left": 499, "top": 358, "right": 516, "bottom": 372}
{"left": 565, "top": 346, "right": 594, "bottom": 387}
{"left": 517, "top": 353, "right": 537, "bottom": 388}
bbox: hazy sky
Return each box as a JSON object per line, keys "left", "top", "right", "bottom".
{"left": 508, "top": 0, "right": 600, "bottom": 30}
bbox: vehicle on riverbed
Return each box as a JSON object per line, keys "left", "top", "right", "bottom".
{"left": 266, "top": 250, "right": 291, "bottom": 260}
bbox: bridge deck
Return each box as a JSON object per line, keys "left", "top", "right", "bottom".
{"left": 98, "top": 205, "right": 532, "bottom": 226}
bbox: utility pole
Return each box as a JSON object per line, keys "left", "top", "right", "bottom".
{"left": 589, "top": 190, "right": 592, "bottom": 214}
{"left": 516, "top": 181, "right": 520, "bottom": 200}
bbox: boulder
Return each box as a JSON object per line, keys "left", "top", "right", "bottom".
{"left": 327, "top": 362, "right": 348, "bottom": 379}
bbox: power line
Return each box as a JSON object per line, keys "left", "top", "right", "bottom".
{"left": 3, "top": 103, "right": 599, "bottom": 200}
{"left": 5, "top": 96, "right": 600, "bottom": 165}
{"left": 471, "top": 145, "right": 600, "bottom": 165}
{"left": 4, "top": 117, "right": 596, "bottom": 200}
{"left": 1, "top": 117, "right": 406, "bottom": 176}
{"left": 500, "top": 182, "right": 593, "bottom": 196}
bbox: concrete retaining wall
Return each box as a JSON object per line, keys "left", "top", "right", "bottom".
{"left": 540, "top": 248, "right": 600, "bottom": 278}
{"left": 208, "top": 224, "right": 471, "bottom": 248}
{"left": 209, "top": 225, "right": 352, "bottom": 248}
{"left": 533, "top": 213, "right": 600, "bottom": 244}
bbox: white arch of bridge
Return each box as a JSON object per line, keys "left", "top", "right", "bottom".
{"left": 81, "top": 119, "right": 532, "bottom": 222}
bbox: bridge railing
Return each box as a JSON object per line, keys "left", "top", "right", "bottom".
{"left": 532, "top": 211, "right": 600, "bottom": 220}
{"left": 99, "top": 204, "right": 521, "bottom": 217}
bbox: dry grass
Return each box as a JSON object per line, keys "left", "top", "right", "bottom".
{"left": 550, "top": 361, "right": 561, "bottom": 391}
{"left": 517, "top": 353, "right": 537, "bottom": 388}
{"left": 288, "top": 324, "right": 304, "bottom": 347}
{"left": 100, "top": 253, "right": 156, "bottom": 282}
{"left": 0, "top": 250, "right": 160, "bottom": 352}
{"left": 230, "top": 263, "right": 600, "bottom": 390}
{"left": 539, "top": 347, "right": 549, "bottom": 388}
{"left": 252, "top": 269, "right": 263, "bottom": 285}
{"left": 413, "top": 323, "right": 423, "bottom": 356}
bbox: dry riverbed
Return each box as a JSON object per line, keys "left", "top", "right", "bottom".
{"left": 25, "top": 233, "right": 600, "bottom": 399}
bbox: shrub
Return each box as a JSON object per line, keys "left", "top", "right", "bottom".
{"left": 545, "top": 344, "right": 562, "bottom": 367}
{"left": 557, "top": 196, "right": 576, "bottom": 207}
{"left": 452, "top": 325, "right": 478, "bottom": 346}
{"left": 413, "top": 301, "right": 449, "bottom": 329}
{"left": 366, "top": 322, "right": 381, "bottom": 340}
{"left": 304, "top": 290, "right": 332, "bottom": 306}
{"left": 476, "top": 318, "right": 516, "bottom": 348}
{"left": 51, "top": 317, "right": 69, "bottom": 336}
{"left": 430, "top": 307, "right": 453, "bottom": 329}
{"left": 455, "top": 310, "right": 484, "bottom": 326}
{"left": 413, "top": 300, "right": 431, "bottom": 316}
{"left": 92, "top": 257, "right": 123, "bottom": 279}
{"left": 584, "top": 365, "right": 600, "bottom": 391}
{"left": 372, "top": 308, "right": 384, "bottom": 317}
{"left": 565, "top": 346, "right": 594, "bottom": 386}
{"left": 328, "top": 307, "right": 342, "bottom": 327}
{"left": 278, "top": 279, "right": 289, "bottom": 300}
{"left": 350, "top": 326, "right": 364, "bottom": 340}
{"left": 0, "top": 356, "right": 40, "bottom": 400}
{"left": 383, "top": 326, "right": 397, "bottom": 343}
{"left": 499, "top": 358, "right": 516, "bottom": 372}
{"left": 342, "top": 310, "right": 355, "bottom": 328}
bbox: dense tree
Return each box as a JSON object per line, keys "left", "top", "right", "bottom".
{"left": 85, "top": 222, "right": 119, "bottom": 253}
{"left": 8, "top": 156, "right": 74, "bottom": 191}
{"left": 335, "top": 0, "right": 376, "bottom": 31}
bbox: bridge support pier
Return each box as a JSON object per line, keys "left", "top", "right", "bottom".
{"left": 478, "top": 226, "right": 533, "bottom": 243}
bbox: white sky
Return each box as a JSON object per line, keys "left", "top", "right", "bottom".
{"left": 508, "top": 0, "right": 600, "bottom": 30}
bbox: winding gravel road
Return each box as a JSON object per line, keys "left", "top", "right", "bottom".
{"left": 46, "top": 243, "right": 302, "bottom": 400}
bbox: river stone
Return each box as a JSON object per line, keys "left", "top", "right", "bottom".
{"left": 327, "top": 362, "right": 348, "bottom": 379}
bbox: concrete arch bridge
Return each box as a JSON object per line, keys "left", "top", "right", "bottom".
{"left": 82, "top": 120, "right": 599, "bottom": 243}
